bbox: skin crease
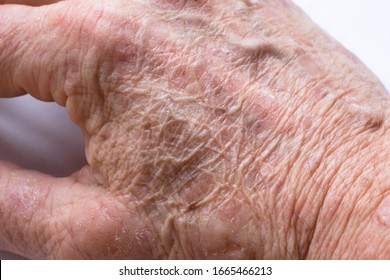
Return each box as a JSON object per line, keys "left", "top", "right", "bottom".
{"left": 0, "top": 0, "right": 389, "bottom": 259}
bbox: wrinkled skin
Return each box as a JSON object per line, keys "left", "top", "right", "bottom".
{"left": 0, "top": 0, "right": 389, "bottom": 259}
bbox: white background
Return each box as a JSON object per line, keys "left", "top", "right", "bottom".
{"left": 1, "top": 0, "right": 390, "bottom": 259}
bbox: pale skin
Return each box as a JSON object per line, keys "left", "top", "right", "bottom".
{"left": 0, "top": 0, "right": 389, "bottom": 259}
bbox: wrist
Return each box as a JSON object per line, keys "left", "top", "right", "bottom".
{"left": 303, "top": 115, "right": 390, "bottom": 259}
{"left": 252, "top": 5, "right": 390, "bottom": 257}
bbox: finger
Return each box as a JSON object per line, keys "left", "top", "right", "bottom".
{"left": 0, "top": 2, "right": 81, "bottom": 105}
{"left": 0, "top": 4, "right": 57, "bottom": 101}
{"left": 0, "top": 0, "right": 63, "bottom": 6}
{"left": 0, "top": 161, "right": 152, "bottom": 259}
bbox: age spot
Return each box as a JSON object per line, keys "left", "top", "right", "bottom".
{"left": 376, "top": 195, "right": 390, "bottom": 226}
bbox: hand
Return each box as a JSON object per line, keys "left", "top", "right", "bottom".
{"left": 0, "top": 0, "right": 389, "bottom": 259}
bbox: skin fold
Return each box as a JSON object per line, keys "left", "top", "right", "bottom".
{"left": 0, "top": 0, "right": 389, "bottom": 259}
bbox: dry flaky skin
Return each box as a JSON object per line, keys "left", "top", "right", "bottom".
{"left": 0, "top": 0, "right": 389, "bottom": 259}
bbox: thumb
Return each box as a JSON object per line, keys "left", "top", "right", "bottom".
{"left": 0, "top": 161, "right": 92, "bottom": 259}
{"left": 0, "top": 161, "right": 150, "bottom": 259}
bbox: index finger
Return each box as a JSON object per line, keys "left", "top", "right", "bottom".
{"left": 0, "top": 1, "right": 87, "bottom": 105}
